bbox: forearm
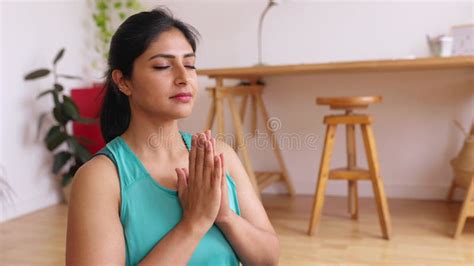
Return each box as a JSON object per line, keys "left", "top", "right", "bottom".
{"left": 216, "top": 212, "right": 280, "bottom": 266}
{"left": 138, "top": 219, "right": 207, "bottom": 265}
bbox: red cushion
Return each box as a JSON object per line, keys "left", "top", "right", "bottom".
{"left": 71, "top": 84, "right": 106, "bottom": 154}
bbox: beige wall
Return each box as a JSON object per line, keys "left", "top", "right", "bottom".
{"left": 1, "top": 0, "right": 472, "bottom": 222}
{"left": 167, "top": 1, "right": 473, "bottom": 197}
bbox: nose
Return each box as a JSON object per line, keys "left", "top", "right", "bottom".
{"left": 174, "top": 64, "right": 189, "bottom": 86}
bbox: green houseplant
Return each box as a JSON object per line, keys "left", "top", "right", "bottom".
{"left": 92, "top": 0, "right": 142, "bottom": 71}
{"left": 24, "top": 48, "right": 94, "bottom": 198}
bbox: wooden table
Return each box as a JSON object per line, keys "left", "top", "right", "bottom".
{"left": 197, "top": 56, "right": 474, "bottom": 196}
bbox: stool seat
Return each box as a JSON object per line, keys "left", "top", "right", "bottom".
{"left": 316, "top": 96, "right": 382, "bottom": 110}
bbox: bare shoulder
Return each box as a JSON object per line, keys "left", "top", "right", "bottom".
{"left": 70, "top": 155, "right": 120, "bottom": 206}
{"left": 213, "top": 139, "right": 238, "bottom": 173}
{"left": 66, "top": 155, "right": 125, "bottom": 264}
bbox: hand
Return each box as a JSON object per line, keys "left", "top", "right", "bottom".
{"left": 203, "top": 131, "right": 232, "bottom": 224}
{"left": 175, "top": 133, "right": 222, "bottom": 233}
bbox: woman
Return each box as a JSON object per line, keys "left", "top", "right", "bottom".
{"left": 66, "top": 8, "right": 280, "bottom": 266}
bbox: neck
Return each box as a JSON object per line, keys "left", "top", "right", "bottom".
{"left": 121, "top": 112, "right": 186, "bottom": 157}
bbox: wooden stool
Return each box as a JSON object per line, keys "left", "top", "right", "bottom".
{"left": 205, "top": 79, "right": 295, "bottom": 197}
{"left": 307, "top": 96, "right": 392, "bottom": 240}
{"left": 447, "top": 176, "right": 474, "bottom": 238}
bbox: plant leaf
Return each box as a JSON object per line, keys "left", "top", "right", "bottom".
{"left": 68, "top": 137, "right": 92, "bottom": 163}
{"left": 75, "top": 116, "right": 97, "bottom": 124}
{"left": 52, "top": 90, "right": 60, "bottom": 107}
{"left": 58, "top": 74, "right": 82, "bottom": 80}
{"left": 63, "top": 95, "right": 80, "bottom": 120}
{"left": 24, "top": 69, "right": 50, "bottom": 80}
{"left": 52, "top": 151, "right": 72, "bottom": 174}
{"left": 54, "top": 83, "right": 64, "bottom": 92}
{"left": 53, "top": 106, "right": 68, "bottom": 125}
{"left": 44, "top": 126, "right": 68, "bottom": 151}
{"left": 53, "top": 48, "right": 65, "bottom": 65}
{"left": 36, "top": 89, "right": 55, "bottom": 99}
{"left": 61, "top": 169, "right": 75, "bottom": 187}
{"left": 36, "top": 112, "right": 48, "bottom": 140}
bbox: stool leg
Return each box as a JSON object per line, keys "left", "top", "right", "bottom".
{"left": 232, "top": 95, "right": 249, "bottom": 151}
{"left": 447, "top": 179, "right": 457, "bottom": 202}
{"left": 255, "top": 92, "right": 296, "bottom": 196}
{"left": 215, "top": 80, "right": 225, "bottom": 141}
{"left": 348, "top": 181, "right": 358, "bottom": 220}
{"left": 361, "top": 124, "right": 392, "bottom": 240}
{"left": 205, "top": 91, "right": 216, "bottom": 131}
{"left": 454, "top": 177, "right": 474, "bottom": 238}
{"left": 239, "top": 95, "right": 248, "bottom": 123}
{"left": 251, "top": 94, "right": 257, "bottom": 137}
{"left": 227, "top": 94, "right": 260, "bottom": 197}
{"left": 308, "top": 124, "right": 337, "bottom": 236}
{"left": 346, "top": 124, "right": 358, "bottom": 220}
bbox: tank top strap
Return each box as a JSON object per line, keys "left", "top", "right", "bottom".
{"left": 179, "top": 130, "right": 192, "bottom": 151}
{"left": 95, "top": 136, "right": 145, "bottom": 190}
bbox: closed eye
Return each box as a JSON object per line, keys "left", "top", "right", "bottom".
{"left": 153, "top": 66, "right": 170, "bottom": 70}
{"left": 153, "top": 66, "right": 195, "bottom": 70}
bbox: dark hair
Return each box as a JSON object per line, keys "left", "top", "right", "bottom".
{"left": 100, "top": 8, "right": 200, "bottom": 142}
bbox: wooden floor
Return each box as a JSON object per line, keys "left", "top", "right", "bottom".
{"left": 0, "top": 195, "right": 473, "bottom": 265}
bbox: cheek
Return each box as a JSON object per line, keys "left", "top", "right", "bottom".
{"left": 133, "top": 73, "right": 169, "bottom": 97}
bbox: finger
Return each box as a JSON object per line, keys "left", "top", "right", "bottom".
{"left": 206, "top": 130, "right": 218, "bottom": 158}
{"left": 220, "top": 153, "right": 226, "bottom": 190}
{"left": 205, "top": 130, "right": 215, "bottom": 157}
{"left": 214, "top": 154, "right": 222, "bottom": 190}
{"left": 205, "top": 130, "right": 211, "bottom": 142}
{"left": 195, "top": 134, "right": 205, "bottom": 185}
{"left": 189, "top": 134, "right": 197, "bottom": 184}
{"left": 176, "top": 168, "right": 187, "bottom": 197}
{"left": 203, "top": 139, "right": 214, "bottom": 188}
{"left": 183, "top": 167, "right": 189, "bottom": 178}
{"left": 182, "top": 168, "right": 189, "bottom": 186}
{"left": 211, "top": 137, "right": 217, "bottom": 157}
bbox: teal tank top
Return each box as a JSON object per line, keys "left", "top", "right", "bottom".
{"left": 95, "top": 131, "right": 241, "bottom": 266}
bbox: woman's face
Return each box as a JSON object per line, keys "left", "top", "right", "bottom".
{"left": 123, "top": 28, "right": 198, "bottom": 121}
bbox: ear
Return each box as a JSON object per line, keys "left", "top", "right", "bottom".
{"left": 111, "top": 69, "right": 132, "bottom": 96}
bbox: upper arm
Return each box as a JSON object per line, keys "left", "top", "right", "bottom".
{"left": 66, "top": 155, "right": 125, "bottom": 265}
{"left": 215, "top": 140, "right": 276, "bottom": 234}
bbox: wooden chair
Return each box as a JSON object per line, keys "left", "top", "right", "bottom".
{"left": 308, "top": 96, "right": 392, "bottom": 240}
{"left": 447, "top": 176, "right": 474, "bottom": 238}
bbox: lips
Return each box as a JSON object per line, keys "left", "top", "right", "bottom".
{"left": 170, "top": 92, "right": 192, "bottom": 98}
{"left": 170, "top": 92, "right": 192, "bottom": 103}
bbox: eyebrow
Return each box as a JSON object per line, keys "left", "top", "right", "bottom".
{"left": 148, "top": 53, "right": 196, "bottom": 61}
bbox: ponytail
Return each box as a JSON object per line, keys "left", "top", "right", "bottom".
{"left": 100, "top": 71, "right": 131, "bottom": 142}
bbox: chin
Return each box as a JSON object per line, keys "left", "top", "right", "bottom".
{"left": 170, "top": 106, "right": 193, "bottom": 119}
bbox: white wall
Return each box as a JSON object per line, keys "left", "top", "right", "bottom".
{"left": 1, "top": 0, "right": 472, "bottom": 222}
{"left": 163, "top": 0, "right": 474, "bottom": 198}
{"left": 0, "top": 0, "right": 91, "bottom": 222}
